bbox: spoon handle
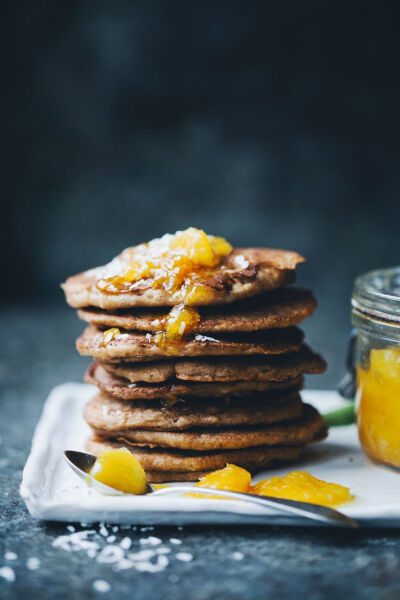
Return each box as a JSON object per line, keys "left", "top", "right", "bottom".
{"left": 151, "top": 486, "right": 358, "bottom": 528}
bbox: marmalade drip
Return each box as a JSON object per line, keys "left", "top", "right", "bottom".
{"left": 97, "top": 228, "right": 232, "bottom": 345}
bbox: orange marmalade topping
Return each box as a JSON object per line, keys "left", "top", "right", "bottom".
{"left": 90, "top": 448, "right": 147, "bottom": 494}
{"left": 96, "top": 228, "right": 233, "bottom": 305}
{"left": 250, "top": 471, "right": 352, "bottom": 507}
{"left": 196, "top": 464, "right": 251, "bottom": 493}
{"left": 100, "top": 327, "right": 121, "bottom": 347}
{"left": 192, "top": 465, "right": 352, "bottom": 507}
{"left": 357, "top": 347, "right": 400, "bottom": 467}
{"left": 144, "top": 306, "right": 202, "bottom": 349}
{"left": 162, "top": 305, "right": 201, "bottom": 341}
{"left": 97, "top": 228, "right": 232, "bottom": 344}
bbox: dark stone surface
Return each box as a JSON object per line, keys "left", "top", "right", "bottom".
{"left": 3, "top": 2, "right": 400, "bottom": 596}
{"left": 1, "top": 308, "right": 400, "bottom": 599}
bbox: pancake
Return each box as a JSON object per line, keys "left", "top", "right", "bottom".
{"left": 102, "top": 360, "right": 176, "bottom": 383}
{"left": 77, "top": 288, "right": 316, "bottom": 333}
{"left": 85, "top": 362, "right": 304, "bottom": 400}
{"left": 91, "top": 404, "right": 326, "bottom": 451}
{"left": 85, "top": 436, "right": 305, "bottom": 480}
{"left": 140, "top": 470, "right": 219, "bottom": 483}
{"left": 84, "top": 391, "right": 303, "bottom": 431}
{"left": 62, "top": 247, "right": 304, "bottom": 309}
{"left": 101, "top": 345, "right": 326, "bottom": 383}
{"left": 77, "top": 325, "right": 304, "bottom": 362}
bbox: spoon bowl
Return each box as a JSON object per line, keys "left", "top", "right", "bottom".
{"left": 64, "top": 450, "right": 358, "bottom": 528}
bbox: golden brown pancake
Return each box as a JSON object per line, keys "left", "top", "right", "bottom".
{"left": 77, "top": 325, "right": 304, "bottom": 362}
{"left": 77, "top": 288, "right": 316, "bottom": 333}
{"left": 85, "top": 436, "right": 305, "bottom": 481}
{"left": 101, "top": 360, "right": 176, "bottom": 383}
{"left": 101, "top": 345, "right": 326, "bottom": 383}
{"left": 62, "top": 247, "right": 304, "bottom": 309}
{"left": 91, "top": 404, "right": 326, "bottom": 451}
{"left": 85, "top": 362, "right": 304, "bottom": 401}
{"left": 140, "top": 470, "right": 219, "bottom": 483}
{"left": 84, "top": 391, "right": 303, "bottom": 431}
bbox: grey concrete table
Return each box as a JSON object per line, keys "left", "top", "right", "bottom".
{"left": 1, "top": 308, "right": 400, "bottom": 600}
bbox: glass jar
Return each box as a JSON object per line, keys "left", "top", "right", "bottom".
{"left": 352, "top": 267, "right": 400, "bottom": 468}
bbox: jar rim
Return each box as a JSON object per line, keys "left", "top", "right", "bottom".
{"left": 352, "top": 266, "right": 400, "bottom": 324}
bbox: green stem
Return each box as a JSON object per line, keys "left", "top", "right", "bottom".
{"left": 322, "top": 402, "right": 355, "bottom": 427}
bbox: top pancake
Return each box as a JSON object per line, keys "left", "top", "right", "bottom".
{"left": 62, "top": 247, "right": 304, "bottom": 309}
{"left": 77, "top": 288, "right": 316, "bottom": 333}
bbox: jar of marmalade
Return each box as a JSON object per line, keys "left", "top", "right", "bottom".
{"left": 351, "top": 267, "right": 400, "bottom": 468}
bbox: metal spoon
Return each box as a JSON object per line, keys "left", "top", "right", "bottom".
{"left": 64, "top": 450, "right": 358, "bottom": 528}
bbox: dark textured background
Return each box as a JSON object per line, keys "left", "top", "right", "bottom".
{"left": 3, "top": 0, "right": 400, "bottom": 386}
{"left": 2, "top": 2, "right": 400, "bottom": 598}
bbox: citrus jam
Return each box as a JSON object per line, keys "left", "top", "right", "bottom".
{"left": 90, "top": 448, "right": 147, "bottom": 494}
{"left": 194, "top": 464, "right": 352, "bottom": 507}
{"left": 356, "top": 347, "right": 400, "bottom": 467}
{"left": 100, "top": 327, "right": 121, "bottom": 347}
{"left": 196, "top": 464, "right": 251, "bottom": 493}
{"left": 97, "top": 228, "right": 232, "bottom": 344}
{"left": 162, "top": 305, "right": 201, "bottom": 341}
{"left": 87, "top": 453, "right": 352, "bottom": 506}
{"left": 96, "top": 227, "right": 232, "bottom": 306}
{"left": 250, "top": 472, "right": 352, "bottom": 507}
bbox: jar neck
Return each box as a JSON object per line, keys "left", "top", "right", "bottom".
{"left": 352, "top": 308, "right": 400, "bottom": 343}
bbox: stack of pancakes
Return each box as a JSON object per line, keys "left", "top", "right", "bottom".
{"left": 63, "top": 238, "right": 327, "bottom": 482}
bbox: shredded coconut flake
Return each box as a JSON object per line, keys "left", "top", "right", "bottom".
{"left": 120, "top": 537, "right": 132, "bottom": 550}
{"left": 134, "top": 555, "right": 169, "bottom": 573}
{"left": 0, "top": 566, "right": 15, "bottom": 582}
{"left": 50, "top": 523, "right": 182, "bottom": 575}
{"left": 169, "top": 538, "right": 181, "bottom": 545}
{"left": 113, "top": 558, "right": 134, "bottom": 572}
{"left": 27, "top": 558, "right": 40, "bottom": 570}
{"left": 93, "top": 580, "right": 110, "bottom": 593}
{"left": 97, "top": 545, "right": 124, "bottom": 564}
{"left": 140, "top": 536, "right": 162, "bottom": 546}
{"left": 194, "top": 334, "right": 219, "bottom": 343}
{"left": 234, "top": 254, "right": 249, "bottom": 269}
{"left": 52, "top": 530, "right": 99, "bottom": 556}
{"left": 176, "top": 552, "right": 193, "bottom": 562}
{"left": 5, "top": 552, "right": 17, "bottom": 561}
{"left": 128, "top": 550, "right": 156, "bottom": 561}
